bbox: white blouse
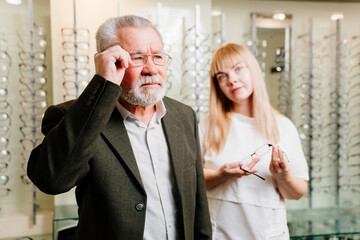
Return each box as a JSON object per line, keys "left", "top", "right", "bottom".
{"left": 199, "top": 113, "right": 309, "bottom": 240}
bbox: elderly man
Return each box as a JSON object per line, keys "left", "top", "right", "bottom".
{"left": 27, "top": 15, "right": 211, "bottom": 239}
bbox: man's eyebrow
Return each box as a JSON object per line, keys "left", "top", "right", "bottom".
{"left": 128, "top": 50, "right": 165, "bottom": 55}
{"left": 128, "top": 50, "right": 143, "bottom": 55}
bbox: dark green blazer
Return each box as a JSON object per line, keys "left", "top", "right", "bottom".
{"left": 27, "top": 75, "right": 212, "bottom": 240}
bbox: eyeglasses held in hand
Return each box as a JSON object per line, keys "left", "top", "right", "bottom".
{"left": 239, "top": 143, "right": 289, "bottom": 180}
{"left": 130, "top": 53, "right": 172, "bottom": 67}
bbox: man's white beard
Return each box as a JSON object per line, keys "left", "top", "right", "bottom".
{"left": 120, "top": 75, "right": 167, "bottom": 106}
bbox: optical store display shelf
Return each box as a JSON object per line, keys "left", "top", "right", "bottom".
{"left": 288, "top": 207, "right": 360, "bottom": 239}
{"left": 52, "top": 205, "right": 360, "bottom": 239}
{"left": 0, "top": 235, "right": 51, "bottom": 240}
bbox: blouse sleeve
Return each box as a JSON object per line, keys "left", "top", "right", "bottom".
{"left": 198, "top": 116, "right": 208, "bottom": 164}
{"left": 278, "top": 116, "right": 310, "bottom": 181}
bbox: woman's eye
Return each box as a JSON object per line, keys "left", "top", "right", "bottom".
{"left": 235, "top": 66, "right": 242, "bottom": 72}
{"left": 217, "top": 74, "right": 227, "bottom": 81}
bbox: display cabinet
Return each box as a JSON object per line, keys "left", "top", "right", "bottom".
{"left": 52, "top": 205, "right": 78, "bottom": 240}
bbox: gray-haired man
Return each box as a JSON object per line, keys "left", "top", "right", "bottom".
{"left": 28, "top": 15, "right": 211, "bottom": 239}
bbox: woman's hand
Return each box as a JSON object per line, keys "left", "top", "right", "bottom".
{"left": 204, "top": 158, "right": 260, "bottom": 189}
{"left": 269, "top": 145, "right": 290, "bottom": 181}
{"left": 269, "top": 145, "right": 308, "bottom": 199}
{"left": 219, "top": 158, "right": 260, "bottom": 178}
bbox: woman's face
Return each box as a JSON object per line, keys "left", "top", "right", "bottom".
{"left": 215, "top": 61, "right": 254, "bottom": 105}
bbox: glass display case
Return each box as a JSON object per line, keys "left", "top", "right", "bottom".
{"left": 288, "top": 207, "right": 360, "bottom": 239}
{"left": 52, "top": 205, "right": 78, "bottom": 240}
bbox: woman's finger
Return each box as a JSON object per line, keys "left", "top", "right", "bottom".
{"left": 243, "top": 157, "right": 260, "bottom": 171}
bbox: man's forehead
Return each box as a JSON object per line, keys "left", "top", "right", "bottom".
{"left": 116, "top": 29, "right": 163, "bottom": 56}
{"left": 129, "top": 49, "right": 164, "bottom": 55}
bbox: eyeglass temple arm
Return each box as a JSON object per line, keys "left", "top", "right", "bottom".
{"left": 240, "top": 166, "right": 265, "bottom": 181}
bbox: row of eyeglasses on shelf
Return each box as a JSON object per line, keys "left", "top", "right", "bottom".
{"left": 292, "top": 32, "right": 360, "bottom": 198}
{"left": 180, "top": 24, "right": 211, "bottom": 118}
{"left": 0, "top": 24, "right": 94, "bottom": 198}
{"left": 0, "top": 29, "right": 12, "bottom": 197}
{"left": 61, "top": 27, "right": 90, "bottom": 101}
{"left": 18, "top": 26, "right": 48, "bottom": 190}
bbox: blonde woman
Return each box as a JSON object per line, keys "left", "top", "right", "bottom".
{"left": 199, "top": 43, "right": 309, "bottom": 240}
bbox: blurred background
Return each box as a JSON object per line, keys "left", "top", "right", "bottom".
{"left": 0, "top": 0, "right": 359, "bottom": 239}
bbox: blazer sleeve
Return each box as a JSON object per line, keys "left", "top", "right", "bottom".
{"left": 193, "top": 110, "right": 212, "bottom": 239}
{"left": 27, "top": 75, "right": 122, "bottom": 194}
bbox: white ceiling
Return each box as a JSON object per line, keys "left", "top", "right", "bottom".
{"left": 257, "top": 0, "right": 360, "bottom": 2}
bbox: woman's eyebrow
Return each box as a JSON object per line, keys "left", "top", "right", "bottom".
{"left": 232, "top": 62, "right": 244, "bottom": 69}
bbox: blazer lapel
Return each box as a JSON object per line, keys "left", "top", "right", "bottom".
{"left": 101, "top": 109, "right": 144, "bottom": 190}
{"left": 162, "top": 104, "right": 184, "bottom": 196}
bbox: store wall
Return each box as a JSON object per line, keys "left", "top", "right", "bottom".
{"left": 0, "top": 0, "right": 54, "bottom": 237}
{"left": 212, "top": 0, "right": 360, "bottom": 210}
{"left": 1, "top": 0, "right": 360, "bottom": 238}
{"left": 49, "top": 0, "right": 212, "bottom": 207}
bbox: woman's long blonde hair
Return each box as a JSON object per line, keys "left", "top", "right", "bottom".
{"left": 205, "top": 43, "right": 279, "bottom": 153}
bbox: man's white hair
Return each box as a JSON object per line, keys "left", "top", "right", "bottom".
{"left": 95, "top": 15, "right": 163, "bottom": 52}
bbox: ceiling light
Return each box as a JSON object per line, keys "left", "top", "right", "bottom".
{"left": 273, "top": 12, "right": 286, "bottom": 21}
{"left": 6, "top": 0, "right": 22, "bottom": 5}
{"left": 330, "top": 12, "right": 344, "bottom": 21}
{"left": 211, "top": 10, "right": 222, "bottom": 16}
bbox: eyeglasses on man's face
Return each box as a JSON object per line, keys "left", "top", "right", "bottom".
{"left": 239, "top": 143, "right": 289, "bottom": 181}
{"left": 129, "top": 53, "right": 172, "bottom": 67}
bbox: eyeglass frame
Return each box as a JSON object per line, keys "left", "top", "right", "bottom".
{"left": 239, "top": 143, "right": 289, "bottom": 181}
{"left": 129, "top": 52, "right": 172, "bottom": 67}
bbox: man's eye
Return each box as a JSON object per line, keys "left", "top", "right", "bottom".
{"left": 154, "top": 54, "right": 164, "bottom": 59}
{"left": 131, "top": 55, "right": 144, "bottom": 61}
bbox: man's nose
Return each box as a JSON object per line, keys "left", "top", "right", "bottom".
{"left": 141, "top": 56, "right": 158, "bottom": 75}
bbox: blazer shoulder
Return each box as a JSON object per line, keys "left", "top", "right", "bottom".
{"left": 163, "top": 96, "right": 194, "bottom": 114}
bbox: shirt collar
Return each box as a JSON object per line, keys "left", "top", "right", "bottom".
{"left": 116, "top": 100, "right": 167, "bottom": 124}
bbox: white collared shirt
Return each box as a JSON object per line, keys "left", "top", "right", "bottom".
{"left": 116, "top": 101, "right": 178, "bottom": 240}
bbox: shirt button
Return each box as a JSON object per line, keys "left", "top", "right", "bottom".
{"left": 135, "top": 203, "right": 145, "bottom": 211}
